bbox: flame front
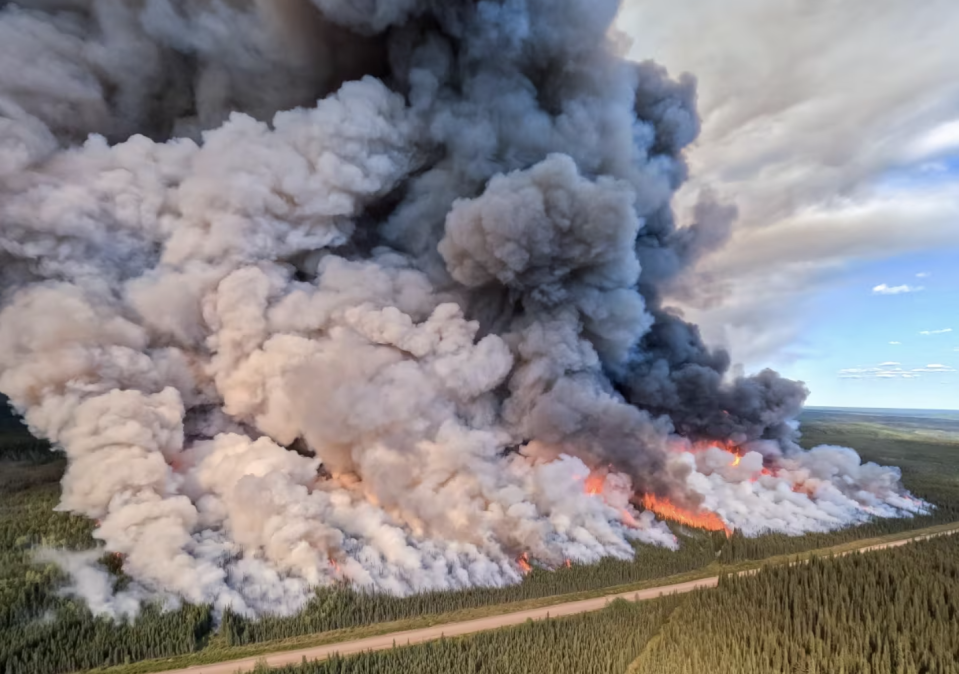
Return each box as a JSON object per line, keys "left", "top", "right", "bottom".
{"left": 691, "top": 438, "right": 741, "bottom": 454}
{"left": 642, "top": 494, "right": 732, "bottom": 537}
{"left": 517, "top": 552, "right": 532, "bottom": 573}
{"left": 584, "top": 474, "right": 605, "bottom": 495}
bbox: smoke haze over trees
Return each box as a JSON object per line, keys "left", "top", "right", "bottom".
{"left": 0, "top": 0, "right": 928, "bottom": 617}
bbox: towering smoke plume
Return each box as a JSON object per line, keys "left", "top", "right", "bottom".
{"left": 0, "top": 0, "right": 925, "bottom": 617}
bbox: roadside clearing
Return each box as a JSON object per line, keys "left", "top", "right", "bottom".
{"left": 96, "top": 521, "right": 959, "bottom": 674}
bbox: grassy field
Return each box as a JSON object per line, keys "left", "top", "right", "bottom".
{"left": 1, "top": 402, "right": 958, "bottom": 674}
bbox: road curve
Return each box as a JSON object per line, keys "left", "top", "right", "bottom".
{"left": 168, "top": 529, "right": 958, "bottom": 674}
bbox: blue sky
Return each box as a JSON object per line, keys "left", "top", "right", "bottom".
{"left": 783, "top": 248, "right": 958, "bottom": 409}
{"left": 621, "top": 1, "right": 959, "bottom": 410}
{"left": 761, "top": 158, "right": 959, "bottom": 409}
{"left": 775, "top": 158, "right": 959, "bottom": 409}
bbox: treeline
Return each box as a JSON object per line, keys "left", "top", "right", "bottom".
{"left": 0, "top": 465, "right": 215, "bottom": 674}
{"left": 0, "top": 395, "right": 52, "bottom": 464}
{"left": 223, "top": 533, "right": 721, "bottom": 646}
{"left": 632, "top": 533, "right": 959, "bottom": 674}
{"left": 256, "top": 596, "right": 684, "bottom": 674}
{"left": 223, "top": 504, "right": 959, "bottom": 648}
{"left": 1, "top": 604, "right": 212, "bottom": 674}
{"left": 1, "top": 426, "right": 957, "bottom": 674}
{"left": 245, "top": 534, "right": 959, "bottom": 674}
{"left": 716, "top": 504, "right": 959, "bottom": 565}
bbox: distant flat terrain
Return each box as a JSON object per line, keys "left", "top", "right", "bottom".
{"left": 801, "top": 405, "right": 959, "bottom": 442}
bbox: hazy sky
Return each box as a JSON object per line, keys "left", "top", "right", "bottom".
{"left": 619, "top": 0, "right": 959, "bottom": 409}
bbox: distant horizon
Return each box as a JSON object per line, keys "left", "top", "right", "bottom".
{"left": 803, "top": 404, "right": 959, "bottom": 413}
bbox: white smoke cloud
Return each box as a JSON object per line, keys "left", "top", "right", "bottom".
{"left": 0, "top": 0, "right": 928, "bottom": 618}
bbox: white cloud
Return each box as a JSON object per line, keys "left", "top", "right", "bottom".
{"left": 619, "top": 0, "right": 959, "bottom": 365}
{"left": 837, "top": 362, "right": 920, "bottom": 380}
{"left": 916, "top": 272, "right": 931, "bottom": 278}
{"left": 889, "top": 341, "right": 902, "bottom": 345}
{"left": 873, "top": 283, "right": 924, "bottom": 295}
{"left": 909, "top": 119, "right": 959, "bottom": 159}
{"left": 911, "top": 364, "right": 956, "bottom": 373}
{"left": 834, "top": 360, "right": 958, "bottom": 379}
{"left": 920, "top": 328, "right": 953, "bottom": 335}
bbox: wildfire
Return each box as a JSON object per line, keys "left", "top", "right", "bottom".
{"left": 328, "top": 557, "right": 341, "bottom": 574}
{"left": 517, "top": 552, "right": 532, "bottom": 573}
{"left": 731, "top": 454, "right": 742, "bottom": 467}
{"left": 565, "top": 559, "right": 572, "bottom": 569}
{"left": 642, "top": 494, "right": 732, "bottom": 537}
{"left": 691, "top": 438, "right": 740, "bottom": 454}
{"left": 584, "top": 474, "right": 605, "bottom": 495}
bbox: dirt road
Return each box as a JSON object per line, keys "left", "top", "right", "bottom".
{"left": 168, "top": 528, "right": 958, "bottom": 674}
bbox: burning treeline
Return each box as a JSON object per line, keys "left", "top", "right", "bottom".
{"left": 0, "top": 0, "right": 926, "bottom": 617}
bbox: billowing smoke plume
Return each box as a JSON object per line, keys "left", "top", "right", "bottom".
{"left": 0, "top": 0, "right": 926, "bottom": 617}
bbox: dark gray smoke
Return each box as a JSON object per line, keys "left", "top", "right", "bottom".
{"left": 0, "top": 0, "right": 922, "bottom": 617}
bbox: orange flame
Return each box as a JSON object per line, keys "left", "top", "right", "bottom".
{"left": 565, "top": 558, "right": 572, "bottom": 569}
{"left": 731, "top": 454, "right": 742, "bottom": 467}
{"left": 691, "top": 438, "right": 741, "bottom": 454}
{"left": 642, "top": 494, "right": 732, "bottom": 537}
{"left": 584, "top": 474, "right": 605, "bottom": 495}
{"left": 328, "top": 557, "right": 341, "bottom": 574}
{"left": 517, "top": 552, "right": 532, "bottom": 573}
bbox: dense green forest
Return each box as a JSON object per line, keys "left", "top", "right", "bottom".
{"left": 631, "top": 533, "right": 959, "bottom": 674}
{"left": 245, "top": 534, "right": 959, "bottom": 674}
{"left": 254, "top": 597, "right": 685, "bottom": 674}
{"left": 1, "top": 401, "right": 958, "bottom": 674}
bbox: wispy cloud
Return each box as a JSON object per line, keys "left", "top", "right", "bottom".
{"left": 838, "top": 360, "right": 956, "bottom": 380}
{"left": 872, "top": 283, "right": 923, "bottom": 295}
{"left": 916, "top": 272, "right": 931, "bottom": 278}
{"left": 920, "top": 328, "right": 953, "bottom": 335}
{"left": 889, "top": 341, "right": 901, "bottom": 345}
{"left": 838, "top": 363, "right": 913, "bottom": 380}
{"left": 911, "top": 364, "right": 957, "bottom": 373}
